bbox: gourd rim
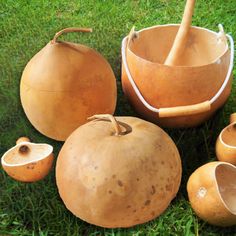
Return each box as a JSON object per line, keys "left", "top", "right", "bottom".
{"left": 1, "top": 142, "right": 53, "bottom": 167}
{"left": 219, "top": 122, "right": 236, "bottom": 149}
{"left": 126, "top": 24, "right": 229, "bottom": 68}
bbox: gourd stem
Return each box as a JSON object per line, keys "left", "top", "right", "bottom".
{"left": 88, "top": 114, "right": 122, "bottom": 136}
{"left": 16, "top": 137, "right": 30, "bottom": 145}
{"left": 51, "top": 27, "right": 92, "bottom": 44}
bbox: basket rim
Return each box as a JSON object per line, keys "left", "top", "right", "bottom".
{"left": 125, "top": 24, "right": 229, "bottom": 69}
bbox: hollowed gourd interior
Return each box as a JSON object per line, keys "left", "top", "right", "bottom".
{"left": 221, "top": 123, "right": 236, "bottom": 146}
{"left": 216, "top": 164, "right": 236, "bottom": 214}
{"left": 129, "top": 25, "right": 227, "bottom": 66}
{"left": 3, "top": 144, "right": 52, "bottom": 165}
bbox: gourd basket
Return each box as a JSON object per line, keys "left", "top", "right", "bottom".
{"left": 121, "top": 24, "right": 234, "bottom": 127}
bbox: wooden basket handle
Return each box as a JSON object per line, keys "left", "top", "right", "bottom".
{"left": 158, "top": 101, "right": 211, "bottom": 118}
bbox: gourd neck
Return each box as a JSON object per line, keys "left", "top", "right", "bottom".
{"left": 16, "top": 137, "right": 31, "bottom": 155}
{"left": 51, "top": 27, "right": 92, "bottom": 44}
{"left": 230, "top": 113, "right": 236, "bottom": 124}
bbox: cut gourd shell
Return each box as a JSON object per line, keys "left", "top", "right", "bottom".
{"left": 121, "top": 23, "right": 233, "bottom": 128}
{"left": 1, "top": 138, "right": 53, "bottom": 182}
{"left": 187, "top": 161, "right": 236, "bottom": 226}
{"left": 216, "top": 113, "right": 236, "bottom": 165}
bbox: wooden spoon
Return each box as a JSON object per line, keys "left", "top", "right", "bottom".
{"left": 164, "top": 0, "right": 196, "bottom": 66}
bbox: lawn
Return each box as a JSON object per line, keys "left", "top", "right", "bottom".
{"left": 0, "top": 0, "right": 236, "bottom": 235}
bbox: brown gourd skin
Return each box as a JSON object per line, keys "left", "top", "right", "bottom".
{"left": 187, "top": 162, "right": 236, "bottom": 227}
{"left": 21, "top": 34, "right": 117, "bottom": 141}
{"left": 56, "top": 115, "right": 182, "bottom": 228}
{"left": 122, "top": 25, "right": 232, "bottom": 128}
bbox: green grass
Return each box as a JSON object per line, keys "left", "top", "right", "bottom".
{"left": 0, "top": 0, "right": 236, "bottom": 235}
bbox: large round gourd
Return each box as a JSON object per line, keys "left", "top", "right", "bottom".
{"left": 20, "top": 28, "right": 117, "bottom": 141}
{"left": 56, "top": 114, "right": 182, "bottom": 228}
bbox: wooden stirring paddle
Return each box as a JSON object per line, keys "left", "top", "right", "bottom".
{"left": 164, "top": 0, "right": 196, "bottom": 66}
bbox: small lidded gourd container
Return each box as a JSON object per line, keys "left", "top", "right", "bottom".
{"left": 1, "top": 137, "right": 53, "bottom": 182}
{"left": 216, "top": 113, "right": 236, "bottom": 165}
